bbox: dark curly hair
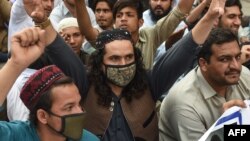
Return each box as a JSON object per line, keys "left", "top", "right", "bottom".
{"left": 87, "top": 42, "right": 149, "bottom": 107}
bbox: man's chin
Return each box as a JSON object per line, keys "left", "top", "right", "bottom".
{"left": 231, "top": 28, "right": 239, "bottom": 35}
{"left": 154, "top": 9, "right": 163, "bottom": 14}
{"left": 119, "top": 26, "right": 128, "bottom": 30}
{"left": 98, "top": 22, "right": 106, "bottom": 26}
{"left": 45, "top": 11, "right": 52, "bottom": 17}
{"left": 226, "top": 78, "right": 240, "bottom": 85}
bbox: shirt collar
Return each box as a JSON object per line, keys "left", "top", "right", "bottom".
{"left": 196, "top": 67, "right": 234, "bottom": 99}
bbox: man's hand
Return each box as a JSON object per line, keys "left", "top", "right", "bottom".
{"left": 10, "top": 27, "right": 46, "bottom": 68}
{"left": 59, "top": 31, "right": 71, "bottom": 45}
{"left": 222, "top": 99, "right": 246, "bottom": 113}
{"left": 241, "top": 45, "right": 250, "bottom": 64}
{"left": 206, "top": 0, "right": 226, "bottom": 21}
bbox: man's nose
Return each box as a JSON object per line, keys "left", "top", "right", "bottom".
{"left": 234, "top": 16, "right": 241, "bottom": 26}
{"left": 230, "top": 58, "right": 241, "bottom": 69}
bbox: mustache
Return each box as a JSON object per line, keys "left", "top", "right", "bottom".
{"left": 225, "top": 69, "right": 241, "bottom": 75}
{"left": 98, "top": 19, "right": 107, "bottom": 21}
{"left": 154, "top": 6, "right": 164, "bottom": 11}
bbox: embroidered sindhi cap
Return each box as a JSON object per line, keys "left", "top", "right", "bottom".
{"left": 20, "top": 65, "right": 65, "bottom": 111}
{"left": 96, "top": 28, "right": 132, "bottom": 49}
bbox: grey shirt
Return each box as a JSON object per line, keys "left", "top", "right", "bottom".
{"left": 159, "top": 66, "right": 250, "bottom": 141}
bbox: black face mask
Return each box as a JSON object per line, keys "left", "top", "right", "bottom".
{"left": 47, "top": 112, "right": 86, "bottom": 141}
{"left": 104, "top": 62, "right": 136, "bottom": 87}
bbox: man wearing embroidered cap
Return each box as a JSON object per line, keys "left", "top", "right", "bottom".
{"left": 0, "top": 29, "right": 99, "bottom": 141}
{"left": 0, "top": 25, "right": 98, "bottom": 140}
{"left": 0, "top": 64, "right": 99, "bottom": 141}
{"left": 18, "top": 65, "right": 99, "bottom": 141}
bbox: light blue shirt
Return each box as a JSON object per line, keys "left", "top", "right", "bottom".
{"left": 0, "top": 121, "right": 100, "bottom": 141}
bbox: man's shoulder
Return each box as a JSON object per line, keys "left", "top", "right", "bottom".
{"left": 165, "top": 69, "right": 200, "bottom": 102}
{"left": 0, "top": 120, "right": 33, "bottom": 132}
{"left": 171, "top": 69, "right": 198, "bottom": 90}
{"left": 239, "top": 66, "right": 250, "bottom": 86}
{"left": 240, "top": 66, "right": 250, "bottom": 78}
{"left": 0, "top": 121, "right": 39, "bottom": 140}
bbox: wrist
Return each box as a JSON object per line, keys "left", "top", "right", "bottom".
{"left": 8, "top": 57, "right": 27, "bottom": 71}
{"left": 35, "top": 18, "right": 51, "bottom": 29}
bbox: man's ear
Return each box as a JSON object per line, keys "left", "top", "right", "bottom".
{"left": 138, "top": 18, "right": 144, "bottom": 28}
{"left": 199, "top": 58, "right": 208, "bottom": 72}
{"left": 37, "top": 109, "right": 49, "bottom": 124}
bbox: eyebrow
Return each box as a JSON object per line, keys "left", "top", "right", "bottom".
{"left": 108, "top": 53, "right": 134, "bottom": 58}
{"left": 96, "top": 8, "right": 110, "bottom": 10}
{"left": 218, "top": 52, "right": 241, "bottom": 58}
{"left": 117, "top": 11, "right": 136, "bottom": 15}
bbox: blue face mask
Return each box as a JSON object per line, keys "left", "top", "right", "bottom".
{"left": 104, "top": 62, "right": 136, "bottom": 87}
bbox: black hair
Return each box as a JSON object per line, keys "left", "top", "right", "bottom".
{"left": 87, "top": 41, "right": 148, "bottom": 107}
{"left": 93, "top": 0, "right": 115, "bottom": 11}
{"left": 197, "top": 28, "right": 239, "bottom": 64}
{"left": 112, "top": 0, "right": 144, "bottom": 20}
{"left": 225, "top": 0, "right": 242, "bottom": 10}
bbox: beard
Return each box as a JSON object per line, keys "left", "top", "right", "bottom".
{"left": 149, "top": 7, "right": 171, "bottom": 22}
{"left": 218, "top": 21, "right": 239, "bottom": 36}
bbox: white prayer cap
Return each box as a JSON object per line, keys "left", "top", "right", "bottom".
{"left": 57, "top": 17, "right": 79, "bottom": 32}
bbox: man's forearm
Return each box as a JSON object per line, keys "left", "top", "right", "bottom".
{"left": 0, "top": 59, "right": 25, "bottom": 106}
{"left": 74, "top": 0, "right": 98, "bottom": 42}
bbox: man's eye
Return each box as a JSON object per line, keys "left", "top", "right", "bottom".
{"left": 128, "top": 14, "right": 134, "bottom": 17}
{"left": 116, "top": 14, "right": 122, "bottom": 18}
{"left": 236, "top": 55, "right": 241, "bottom": 61}
{"left": 220, "top": 58, "right": 229, "bottom": 62}
{"left": 95, "top": 9, "right": 101, "bottom": 13}
{"left": 104, "top": 9, "right": 110, "bottom": 13}
{"left": 65, "top": 106, "right": 73, "bottom": 111}
{"left": 126, "top": 55, "right": 134, "bottom": 60}
{"left": 111, "top": 57, "right": 119, "bottom": 61}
